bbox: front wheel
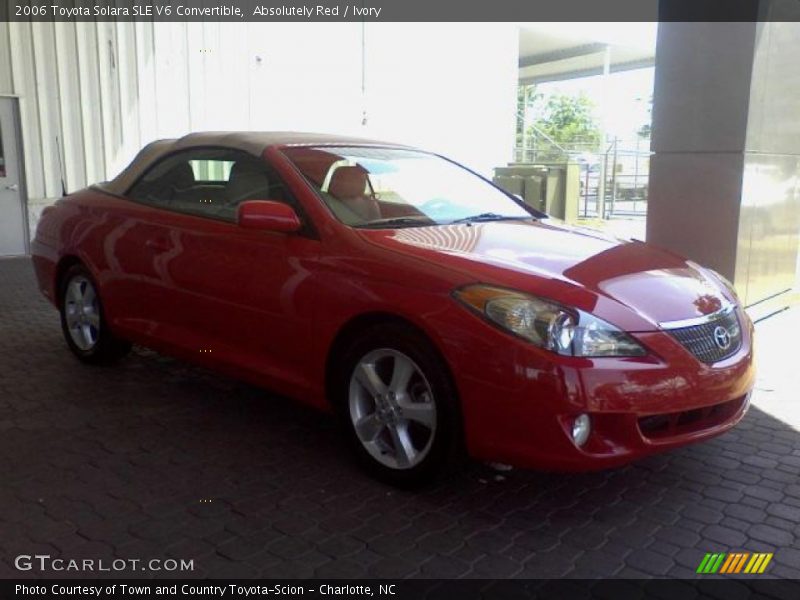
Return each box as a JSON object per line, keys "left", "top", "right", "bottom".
{"left": 59, "top": 264, "right": 131, "bottom": 364}
{"left": 334, "top": 323, "right": 462, "bottom": 487}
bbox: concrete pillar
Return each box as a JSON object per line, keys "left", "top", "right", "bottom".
{"left": 647, "top": 3, "right": 800, "bottom": 306}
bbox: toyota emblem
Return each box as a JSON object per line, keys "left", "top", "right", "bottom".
{"left": 713, "top": 325, "right": 731, "bottom": 350}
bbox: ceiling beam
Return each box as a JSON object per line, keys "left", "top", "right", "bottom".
{"left": 518, "top": 42, "right": 608, "bottom": 68}
{"left": 518, "top": 57, "right": 655, "bottom": 86}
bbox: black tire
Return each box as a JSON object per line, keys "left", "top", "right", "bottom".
{"left": 332, "top": 322, "right": 462, "bottom": 487}
{"left": 59, "top": 263, "right": 131, "bottom": 364}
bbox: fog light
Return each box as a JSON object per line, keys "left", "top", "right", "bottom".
{"left": 572, "top": 414, "right": 591, "bottom": 447}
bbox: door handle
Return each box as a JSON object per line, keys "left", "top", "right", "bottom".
{"left": 145, "top": 238, "right": 170, "bottom": 252}
{"left": 3, "top": 184, "right": 18, "bottom": 191}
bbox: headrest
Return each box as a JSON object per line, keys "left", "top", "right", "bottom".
{"left": 328, "top": 166, "right": 368, "bottom": 199}
{"left": 166, "top": 162, "right": 195, "bottom": 190}
{"left": 227, "top": 160, "right": 271, "bottom": 202}
{"left": 283, "top": 147, "right": 339, "bottom": 186}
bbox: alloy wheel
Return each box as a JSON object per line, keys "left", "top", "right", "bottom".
{"left": 348, "top": 348, "right": 437, "bottom": 470}
{"left": 63, "top": 275, "right": 101, "bottom": 351}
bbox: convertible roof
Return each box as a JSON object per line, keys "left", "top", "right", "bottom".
{"left": 102, "top": 131, "right": 413, "bottom": 195}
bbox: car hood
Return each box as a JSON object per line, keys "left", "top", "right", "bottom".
{"left": 356, "top": 219, "right": 733, "bottom": 332}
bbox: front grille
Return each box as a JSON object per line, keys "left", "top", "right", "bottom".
{"left": 666, "top": 308, "right": 742, "bottom": 364}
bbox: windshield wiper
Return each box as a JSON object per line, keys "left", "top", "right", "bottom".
{"left": 355, "top": 216, "right": 437, "bottom": 229}
{"left": 449, "top": 212, "right": 531, "bottom": 224}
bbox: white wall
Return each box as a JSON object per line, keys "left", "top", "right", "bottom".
{"left": 0, "top": 21, "right": 519, "bottom": 236}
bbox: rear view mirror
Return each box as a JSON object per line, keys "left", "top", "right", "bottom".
{"left": 237, "top": 200, "right": 302, "bottom": 233}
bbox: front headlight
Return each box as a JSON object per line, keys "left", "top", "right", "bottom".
{"left": 453, "top": 285, "right": 646, "bottom": 357}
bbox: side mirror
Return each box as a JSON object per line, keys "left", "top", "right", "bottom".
{"left": 237, "top": 200, "right": 302, "bottom": 233}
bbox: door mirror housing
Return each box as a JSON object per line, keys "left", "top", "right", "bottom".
{"left": 237, "top": 200, "right": 302, "bottom": 233}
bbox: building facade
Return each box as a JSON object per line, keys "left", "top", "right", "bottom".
{"left": 0, "top": 21, "right": 519, "bottom": 247}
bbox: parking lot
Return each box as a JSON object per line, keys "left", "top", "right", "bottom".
{"left": 1, "top": 256, "right": 798, "bottom": 579}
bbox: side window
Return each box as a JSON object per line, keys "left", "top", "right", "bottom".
{"left": 189, "top": 159, "right": 234, "bottom": 183}
{"left": 128, "top": 149, "right": 295, "bottom": 222}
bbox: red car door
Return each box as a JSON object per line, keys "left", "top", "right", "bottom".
{"left": 115, "top": 149, "right": 322, "bottom": 398}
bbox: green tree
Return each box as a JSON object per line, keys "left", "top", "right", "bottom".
{"left": 530, "top": 92, "right": 602, "bottom": 152}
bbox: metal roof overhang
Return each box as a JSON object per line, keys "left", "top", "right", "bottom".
{"left": 518, "top": 24, "right": 656, "bottom": 85}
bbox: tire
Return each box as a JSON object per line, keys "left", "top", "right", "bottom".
{"left": 332, "top": 322, "right": 462, "bottom": 487}
{"left": 59, "top": 263, "right": 131, "bottom": 364}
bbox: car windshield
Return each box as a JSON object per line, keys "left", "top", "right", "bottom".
{"left": 281, "top": 146, "right": 537, "bottom": 228}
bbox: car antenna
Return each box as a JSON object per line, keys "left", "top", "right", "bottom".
{"left": 55, "top": 134, "right": 67, "bottom": 196}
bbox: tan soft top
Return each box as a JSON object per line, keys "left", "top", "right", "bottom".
{"left": 101, "top": 131, "right": 412, "bottom": 195}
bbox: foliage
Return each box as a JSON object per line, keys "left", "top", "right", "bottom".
{"left": 529, "top": 92, "right": 602, "bottom": 152}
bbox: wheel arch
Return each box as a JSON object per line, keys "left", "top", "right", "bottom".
{"left": 324, "top": 310, "right": 468, "bottom": 478}
{"left": 54, "top": 255, "right": 85, "bottom": 308}
{"left": 324, "top": 311, "right": 460, "bottom": 408}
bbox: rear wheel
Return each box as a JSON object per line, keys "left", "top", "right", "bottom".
{"left": 334, "top": 323, "right": 461, "bottom": 487}
{"left": 59, "top": 264, "right": 131, "bottom": 364}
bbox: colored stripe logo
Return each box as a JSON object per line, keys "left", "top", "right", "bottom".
{"left": 696, "top": 552, "right": 773, "bottom": 574}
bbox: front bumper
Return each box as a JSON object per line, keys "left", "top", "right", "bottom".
{"left": 435, "top": 306, "right": 755, "bottom": 471}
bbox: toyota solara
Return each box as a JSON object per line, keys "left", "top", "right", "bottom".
{"left": 31, "top": 132, "right": 755, "bottom": 485}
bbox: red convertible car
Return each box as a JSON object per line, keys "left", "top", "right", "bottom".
{"left": 32, "top": 132, "right": 755, "bottom": 485}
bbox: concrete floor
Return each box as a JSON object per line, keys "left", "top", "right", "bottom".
{"left": 576, "top": 216, "right": 647, "bottom": 241}
{"left": 1, "top": 256, "right": 798, "bottom": 579}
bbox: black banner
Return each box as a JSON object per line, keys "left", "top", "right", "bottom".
{"left": 4, "top": 579, "right": 800, "bottom": 600}
{"left": 2, "top": 0, "right": 800, "bottom": 22}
